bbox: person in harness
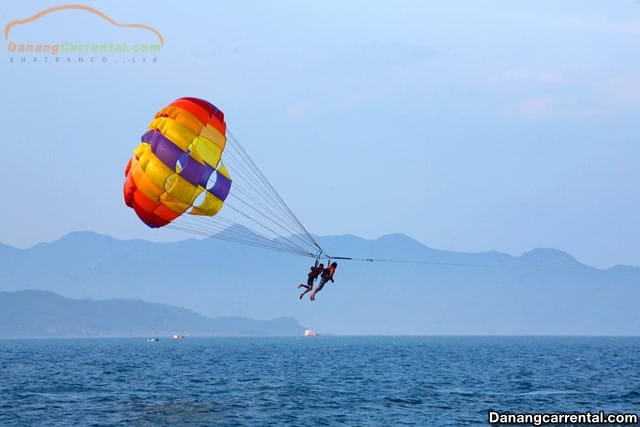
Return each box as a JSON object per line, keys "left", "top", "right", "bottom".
{"left": 298, "top": 262, "right": 324, "bottom": 300}
{"left": 310, "top": 262, "right": 338, "bottom": 301}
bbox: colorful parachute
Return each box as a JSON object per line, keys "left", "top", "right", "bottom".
{"left": 124, "top": 97, "right": 325, "bottom": 259}
{"left": 124, "top": 97, "right": 232, "bottom": 228}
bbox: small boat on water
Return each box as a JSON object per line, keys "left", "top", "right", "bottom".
{"left": 172, "top": 334, "right": 185, "bottom": 340}
{"left": 146, "top": 338, "right": 159, "bottom": 342}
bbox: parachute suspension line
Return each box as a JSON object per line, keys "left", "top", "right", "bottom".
{"left": 169, "top": 213, "right": 316, "bottom": 257}
{"left": 222, "top": 139, "right": 300, "bottom": 232}
{"left": 224, "top": 134, "right": 309, "bottom": 244}
{"left": 172, "top": 208, "right": 316, "bottom": 257}
{"left": 220, "top": 148, "right": 319, "bottom": 254}
{"left": 166, "top": 223, "right": 314, "bottom": 257}
{"left": 225, "top": 178, "right": 293, "bottom": 232}
{"left": 165, "top": 128, "right": 324, "bottom": 258}
{"left": 223, "top": 203, "right": 317, "bottom": 256}
{"left": 226, "top": 131, "right": 322, "bottom": 248}
{"left": 168, "top": 214, "right": 314, "bottom": 256}
{"left": 225, "top": 130, "right": 323, "bottom": 253}
{"left": 221, "top": 150, "right": 295, "bottom": 224}
{"left": 220, "top": 174, "right": 317, "bottom": 251}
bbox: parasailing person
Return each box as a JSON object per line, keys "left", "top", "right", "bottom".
{"left": 310, "top": 262, "right": 338, "bottom": 301}
{"left": 298, "top": 262, "right": 324, "bottom": 300}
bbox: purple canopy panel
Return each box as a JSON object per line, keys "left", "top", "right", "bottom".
{"left": 143, "top": 130, "right": 185, "bottom": 170}
{"left": 208, "top": 171, "right": 232, "bottom": 201}
{"left": 179, "top": 156, "right": 213, "bottom": 188}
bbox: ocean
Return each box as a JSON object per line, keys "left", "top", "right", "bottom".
{"left": 0, "top": 336, "right": 638, "bottom": 426}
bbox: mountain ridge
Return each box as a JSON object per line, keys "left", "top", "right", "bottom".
{"left": 1, "top": 230, "right": 638, "bottom": 335}
{"left": 3, "top": 230, "right": 637, "bottom": 271}
{"left": 0, "top": 289, "right": 306, "bottom": 338}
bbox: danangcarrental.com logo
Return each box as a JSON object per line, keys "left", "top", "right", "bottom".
{"left": 5, "top": 4, "right": 163, "bottom": 64}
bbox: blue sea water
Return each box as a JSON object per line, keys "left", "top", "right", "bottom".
{"left": 0, "top": 336, "right": 639, "bottom": 426}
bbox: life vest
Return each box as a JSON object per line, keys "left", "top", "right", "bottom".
{"left": 321, "top": 265, "right": 336, "bottom": 279}
{"left": 309, "top": 266, "right": 323, "bottom": 278}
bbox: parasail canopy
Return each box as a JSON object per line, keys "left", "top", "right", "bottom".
{"left": 124, "top": 97, "right": 325, "bottom": 258}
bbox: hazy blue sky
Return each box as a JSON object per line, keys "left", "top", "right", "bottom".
{"left": 1, "top": 1, "right": 639, "bottom": 268}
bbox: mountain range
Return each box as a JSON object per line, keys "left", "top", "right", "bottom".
{"left": 0, "top": 290, "right": 306, "bottom": 338}
{"left": 1, "top": 230, "right": 638, "bottom": 335}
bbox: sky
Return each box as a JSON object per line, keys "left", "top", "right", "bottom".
{"left": 1, "top": 0, "right": 639, "bottom": 269}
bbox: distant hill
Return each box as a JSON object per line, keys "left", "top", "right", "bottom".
{"left": 1, "top": 230, "right": 639, "bottom": 335}
{"left": 0, "top": 290, "right": 306, "bottom": 338}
